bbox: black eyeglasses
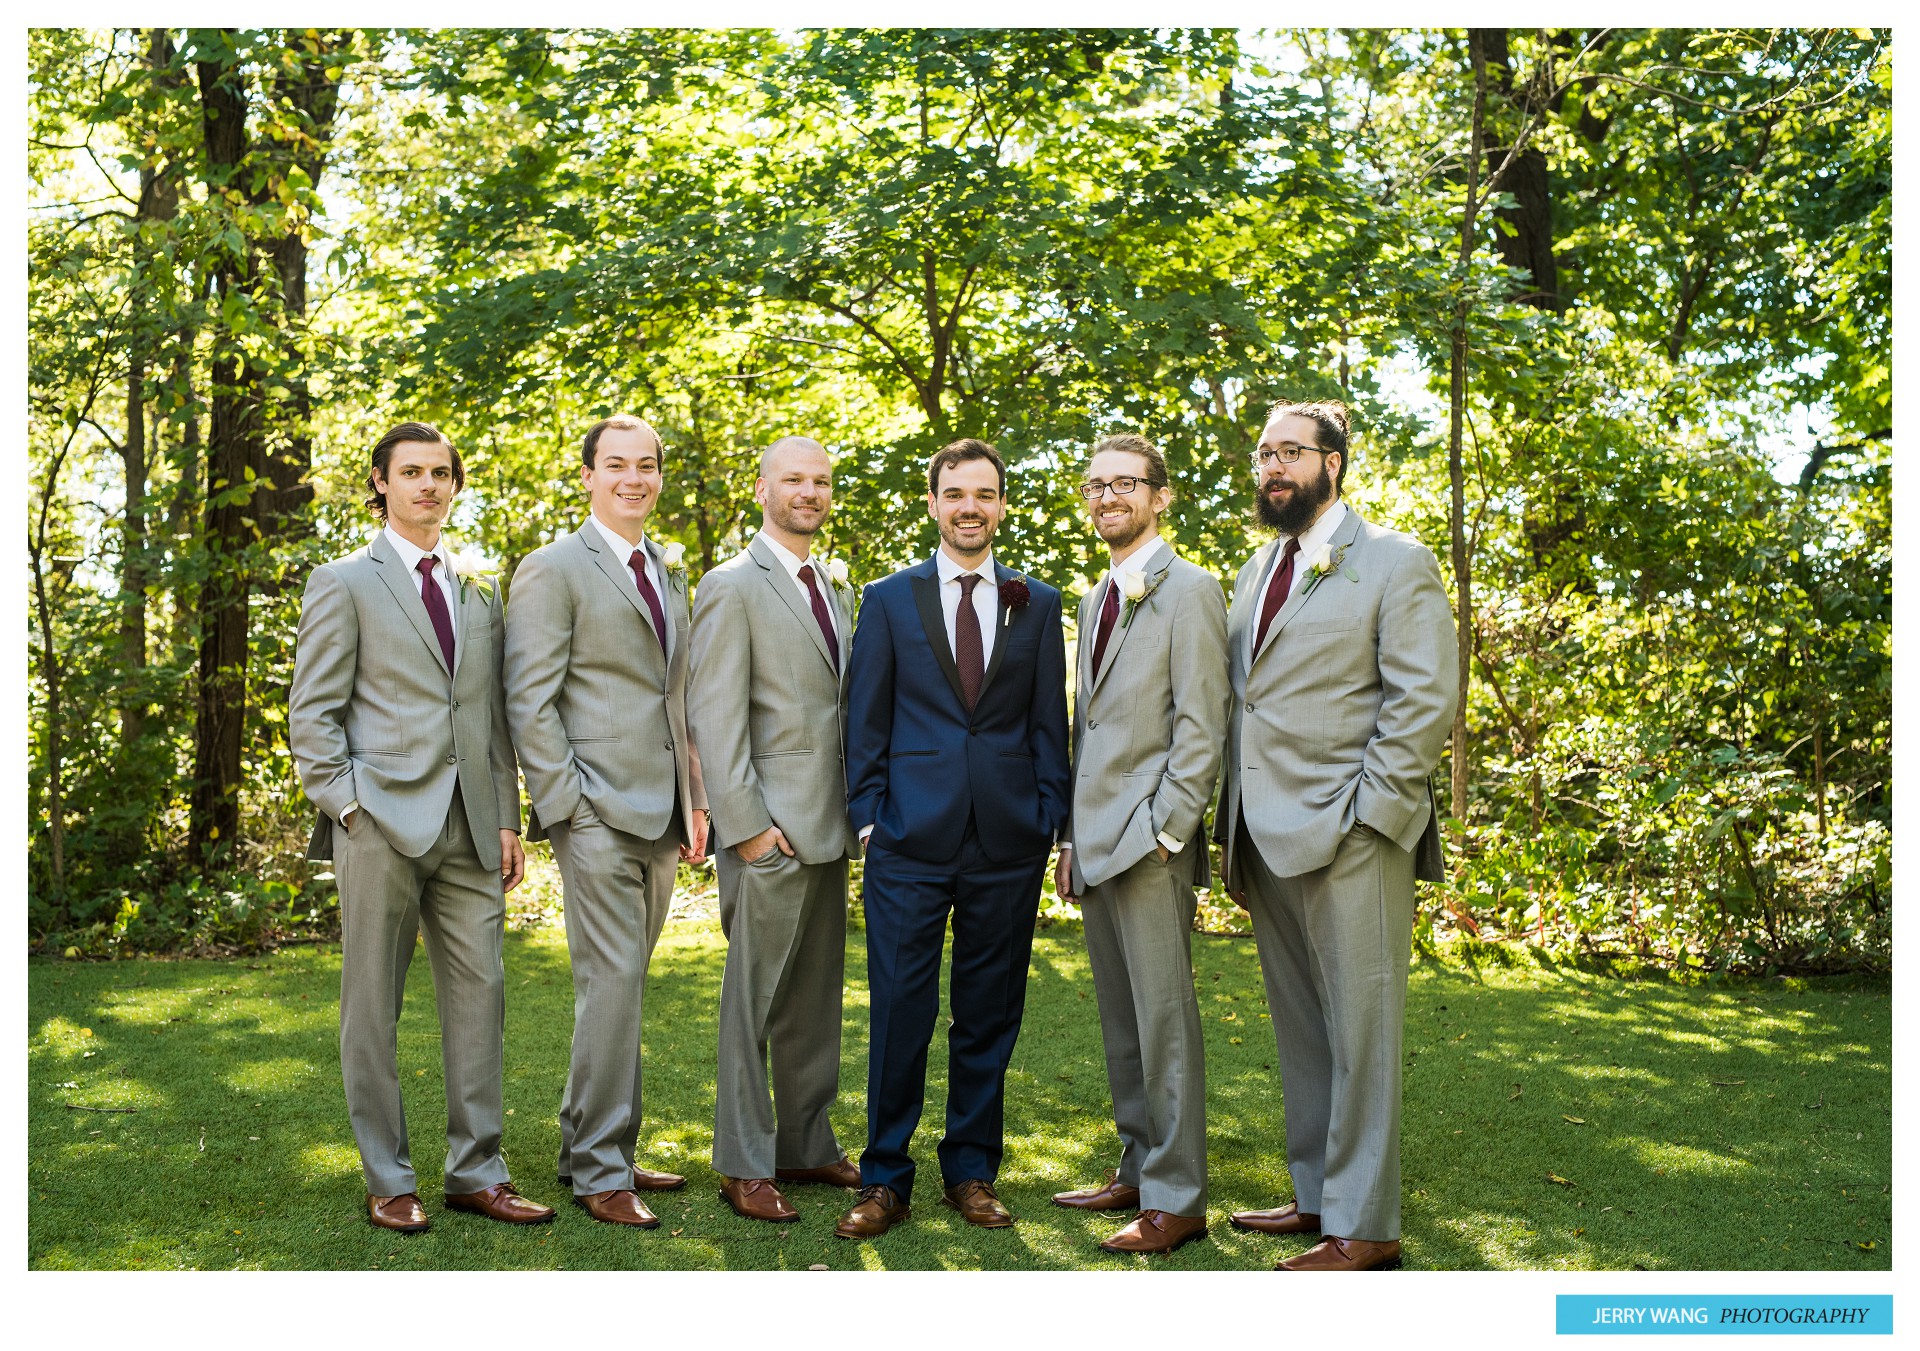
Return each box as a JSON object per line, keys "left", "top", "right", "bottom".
{"left": 1253, "top": 442, "right": 1330, "bottom": 468}
{"left": 1077, "top": 476, "right": 1148, "bottom": 500}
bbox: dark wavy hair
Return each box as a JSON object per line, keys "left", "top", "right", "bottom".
{"left": 927, "top": 437, "right": 1005, "bottom": 495}
{"left": 365, "top": 422, "right": 464, "bottom": 520}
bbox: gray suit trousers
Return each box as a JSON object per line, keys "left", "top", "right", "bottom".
{"left": 1239, "top": 821, "right": 1415, "bottom": 1241}
{"left": 711, "top": 848, "right": 849, "bottom": 1179}
{"left": 335, "top": 792, "right": 509, "bottom": 1197}
{"left": 549, "top": 814, "right": 680, "bottom": 1194}
{"left": 1080, "top": 851, "right": 1208, "bottom": 1216}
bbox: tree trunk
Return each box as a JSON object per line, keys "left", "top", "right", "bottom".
{"left": 1479, "top": 30, "right": 1562, "bottom": 311}
{"left": 191, "top": 43, "right": 257, "bottom": 870}
{"left": 1448, "top": 34, "right": 1491, "bottom": 830}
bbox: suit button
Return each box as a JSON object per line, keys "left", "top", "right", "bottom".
{"left": 452, "top": 701, "right": 461, "bottom": 710}
{"left": 1245, "top": 703, "right": 1255, "bottom": 712}
{"left": 1089, "top": 721, "right": 1099, "bottom": 729}
{"left": 446, "top": 754, "right": 457, "bottom": 764}
{"left": 664, "top": 741, "right": 674, "bottom": 751}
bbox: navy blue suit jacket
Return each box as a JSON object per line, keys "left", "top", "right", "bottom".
{"left": 846, "top": 554, "right": 1071, "bottom": 866}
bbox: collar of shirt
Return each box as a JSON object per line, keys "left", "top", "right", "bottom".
{"left": 1106, "top": 535, "right": 1169, "bottom": 585}
{"left": 1286, "top": 498, "right": 1349, "bottom": 563}
{"left": 935, "top": 547, "right": 996, "bottom": 587}
{"left": 758, "top": 531, "right": 816, "bottom": 582}
{"left": 382, "top": 524, "right": 452, "bottom": 580}
{"left": 588, "top": 513, "right": 653, "bottom": 567}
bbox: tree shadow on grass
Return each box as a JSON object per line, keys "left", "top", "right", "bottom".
{"left": 27, "top": 915, "right": 1890, "bottom": 1270}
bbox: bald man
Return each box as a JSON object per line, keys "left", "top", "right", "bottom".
{"left": 505, "top": 414, "right": 709, "bottom": 1229}
{"left": 688, "top": 437, "right": 862, "bottom": 1222}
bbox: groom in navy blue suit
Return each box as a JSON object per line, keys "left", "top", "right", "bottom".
{"left": 834, "top": 438, "right": 1070, "bottom": 1239}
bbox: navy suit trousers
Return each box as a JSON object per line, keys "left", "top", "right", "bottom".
{"left": 859, "top": 822, "right": 1047, "bottom": 1199}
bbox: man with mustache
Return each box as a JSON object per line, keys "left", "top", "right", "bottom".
{"left": 835, "top": 438, "right": 1071, "bottom": 1239}
{"left": 505, "top": 414, "right": 708, "bottom": 1229}
{"left": 1215, "top": 400, "right": 1456, "bottom": 1271}
{"left": 291, "top": 422, "right": 554, "bottom": 1232}
{"left": 1052, "top": 433, "right": 1229, "bottom": 1254}
{"left": 688, "top": 436, "right": 862, "bottom": 1223}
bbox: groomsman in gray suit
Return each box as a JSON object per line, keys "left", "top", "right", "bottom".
{"left": 1215, "top": 400, "right": 1456, "bottom": 1271}
{"left": 291, "top": 421, "right": 555, "bottom": 1232}
{"left": 505, "top": 414, "right": 709, "bottom": 1228}
{"left": 1051, "top": 433, "right": 1229, "bottom": 1255}
{"left": 688, "top": 436, "right": 863, "bottom": 1224}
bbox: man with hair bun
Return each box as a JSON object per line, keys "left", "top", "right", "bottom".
{"left": 1216, "top": 399, "right": 1456, "bottom": 1271}
{"left": 291, "top": 421, "right": 553, "bottom": 1233}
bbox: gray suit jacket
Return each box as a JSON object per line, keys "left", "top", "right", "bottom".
{"left": 1216, "top": 508, "right": 1456, "bottom": 886}
{"left": 289, "top": 533, "right": 520, "bottom": 869}
{"left": 504, "top": 523, "right": 707, "bottom": 844}
{"left": 686, "top": 534, "right": 857, "bottom": 865}
{"left": 1067, "top": 548, "right": 1230, "bottom": 891}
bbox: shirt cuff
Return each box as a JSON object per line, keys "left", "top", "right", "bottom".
{"left": 1156, "top": 830, "right": 1185, "bottom": 855}
{"left": 341, "top": 800, "right": 359, "bottom": 825}
{"left": 859, "top": 825, "right": 873, "bottom": 842}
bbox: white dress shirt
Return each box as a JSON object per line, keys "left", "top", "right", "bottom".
{"left": 589, "top": 513, "right": 672, "bottom": 659}
{"left": 1250, "top": 498, "right": 1349, "bottom": 663}
{"left": 382, "top": 525, "right": 459, "bottom": 669}
{"left": 1065, "top": 534, "right": 1185, "bottom": 858}
{"left": 760, "top": 532, "right": 837, "bottom": 643}
{"left": 935, "top": 545, "right": 998, "bottom": 669}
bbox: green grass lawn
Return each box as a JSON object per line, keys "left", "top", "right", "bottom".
{"left": 28, "top": 906, "right": 1890, "bottom": 1271}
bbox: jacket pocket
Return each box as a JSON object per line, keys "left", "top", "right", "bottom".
{"left": 890, "top": 749, "right": 936, "bottom": 758}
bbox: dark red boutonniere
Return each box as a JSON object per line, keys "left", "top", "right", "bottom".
{"left": 998, "top": 577, "right": 1030, "bottom": 629}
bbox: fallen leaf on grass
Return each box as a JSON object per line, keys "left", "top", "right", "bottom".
{"left": 1546, "top": 1173, "right": 1576, "bottom": 1188}
{"left": 1708, "top": 1079, "right": 1746, "bottom": 1087}
{"left": 1509, "top": 1084, "right": 1523, "bottom": 1101}
{"left": 1562, "top": 1115, "right": 1585, "bottom": 1125}
{"left": 1858, "top": 1240, "right": 1877, "bottom": 1251}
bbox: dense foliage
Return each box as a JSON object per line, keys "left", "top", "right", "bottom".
{"left": 27, "top": 28, "right": 1890, "bottom": 971}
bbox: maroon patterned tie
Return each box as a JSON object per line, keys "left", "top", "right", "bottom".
{"left": 1253, "top": 536, "right": 1302, "bottom": 654}
{"left": 1090, "top": 574, "right": 1122, "bottom": 677}
{"left": 798, "top": 563, "right": 840, "bottom": 675}
{"left": 416, "top": 555, "right": 455, "bottom": 674}
{"left": 628, "top": 548, "right": 667, "bottom": 653}
{"left": 956, "top": 573, "right": 984, "bottom": 710}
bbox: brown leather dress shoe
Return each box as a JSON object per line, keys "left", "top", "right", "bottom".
{"left": 1229, "top": 1201, "right": 1322, "bottom": 1235}
{"left": 835, "top": 1184, "right": 910, "bottom": 1239}
{"left": 942, "top": 1178, "right": 1015, "bottom": 1228}
{"left": 720, "top": 1177, "right": 800, "bottom": 1223}
{"left": 776, "top": 1158, "right": 862, "bottom": 1188}
{"left": 631, "top": 1164, "right": 687, "bottom": 1191}
{"left": 368, "top": 1193, "right": 430, "bottom": 1232}
{"left": 1099, "top": 1209, "right": 1208, "bottom": 1254}
{"left": 1052, "top": 1168, "right": 1142, "bottom": 1212}
{"left": 1276, "top": 1236, "right": 1402, "bottom": 1271}
{"left": 574, "top": 1189, "right": 661, "bottom": 1228}
{"left": 445, "top": 1181, "right": 556, "bottom": 1224}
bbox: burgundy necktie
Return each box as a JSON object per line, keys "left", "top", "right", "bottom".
{"left": 416, "top": 555, "right": 455, "bottom": 674}
{"left": 798, "top": 563, "right": 840, "bottom": 675}
{"left": 1090, "top": 574, "right": 1122, "bottom": 677}
{"left": 1253, "top": 536, "right": 1302, "bottom": 654}
{"left": 956, "top": 573, "right": 984, "bottom": 710}
{"left": 628, "top": 547, "right": 667, "bottom": 653}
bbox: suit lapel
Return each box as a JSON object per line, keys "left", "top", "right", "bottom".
{"left": 976, "top": 562, "right": 1019, "bottom": 702}
{"left": 581, "top": 523, "right": 664, "bottom": 649}
{"left": 909, "top": 558, "right": 969, "bottom": 709}
{"left": 1090, "top": 548, "right": 1172, "bottom": 697}
{"left": 1252, "top": 510, "right": 1365, "bottom": 666}
{"left": 370, "top": 533, "right": 451, "bottom": 678}
{"left": 449, "top": 561, "right": 474, "bottom": 680}
{"left": 752, "top": 535, "right": 838, "bottom": 676}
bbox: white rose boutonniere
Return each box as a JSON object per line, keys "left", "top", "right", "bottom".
{"left": 660, "top": 541, "right": 688, "bottom": 573}
{"left": 825, "top": 558, "right": 850, "bottom": 587}
{"left": 1300, "top": 541, "right": 1352, "bottom": 598}
{"left": 449, "top": 548, "right": 499, "bottom": 602}
{"left": 1114, "top": 567, "right": 1163, "bottom": 629}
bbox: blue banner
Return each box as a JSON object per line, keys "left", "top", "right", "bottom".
{"left": 1556, "top": 1295, "right": 1891, "bottom": 1335}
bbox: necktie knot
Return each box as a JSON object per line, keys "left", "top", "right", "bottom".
{"left": 417, "top": 555, "right": 438, "bottom": 577}
{"left": 960, "top": 573, "right": 980, "bottom": 598}
{"left": 1283, "top": 537, "right": 1301, "bottom": 560}
{"left": 799, "top": 562, "right": 816, "bottom": 585}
